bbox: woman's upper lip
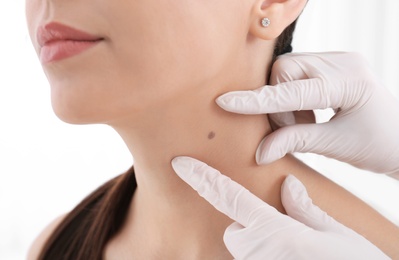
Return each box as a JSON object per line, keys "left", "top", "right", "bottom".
{"left": 37, "top": 22, "right": 104, "bottom": 47}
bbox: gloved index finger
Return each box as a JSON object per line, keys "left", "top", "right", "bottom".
{"left": 171, "top": 156, "right": 279, "bottom": 227}
{"left": 217, "top": 78, "right": 342, "bottom": 115}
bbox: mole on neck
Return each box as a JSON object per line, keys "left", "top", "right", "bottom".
{"left": 208, "top": 131, "right": 216, "bottom": 140}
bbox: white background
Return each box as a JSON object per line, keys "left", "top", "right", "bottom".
{"left": 1, "top": 1, "right": 399, "bottom": 259}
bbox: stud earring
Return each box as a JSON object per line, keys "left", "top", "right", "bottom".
{"left": 261, "top": 18, "right": 271, "bottom": 28}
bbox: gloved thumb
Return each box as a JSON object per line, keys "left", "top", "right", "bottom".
{"left": 281, "top": 175, "right": 360, "bottom": 237}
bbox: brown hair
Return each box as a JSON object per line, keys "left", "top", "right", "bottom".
{"left": 38, "top": 23, "right": 298, "bottom": 260}
{"left": 273, "top": 20, "right": 297, "bottom": 59}
{"left": 38, "top": 167, "right": 136, "bottom": 259}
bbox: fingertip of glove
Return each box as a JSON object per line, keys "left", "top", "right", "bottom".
{"left": 284, "top": 174, "right": 302, "bottom": 186}
{"left": 281, "top": 175, "right": 309, "bottom": 210}
{"left": 255, "top": 137, "right": 267, "bottom": 165}
{"left": 216, "top": 93, "right": 236, "bottom": 110}
{"left": 171, "top": 156, "right": 196, "bottom": 177}
{"left": 255, "top": 137, "right": 282, "bottom": 165}
{"left": 171, "top": 156, "right": 208, "bottom": 191}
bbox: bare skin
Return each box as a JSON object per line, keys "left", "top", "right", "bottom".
{"left": 25, "top": 0, "right": 399, "bottom": 259}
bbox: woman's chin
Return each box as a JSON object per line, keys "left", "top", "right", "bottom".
{"left": 51, "top": 97, "right": 102, "bottom": 125}
{"left": 52, "top": 106, "right": 93, "bottom": 125}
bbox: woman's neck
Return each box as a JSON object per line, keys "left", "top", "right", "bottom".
{"left": 107, "top": 77, "right": 300, "bottom": 258}
{"left": 105, "top": 47, "right": 292, "bottom": 257}
{"left": 116, "top": 90, "right": 273, "bottom": 200}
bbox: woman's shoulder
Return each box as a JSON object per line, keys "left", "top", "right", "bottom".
{"left": 27, "top": 213, "right": 67, "bottom": 260}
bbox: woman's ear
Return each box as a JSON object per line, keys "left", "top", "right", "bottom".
{"left": 249, "top": 0, "right": 307, "bottom": 40}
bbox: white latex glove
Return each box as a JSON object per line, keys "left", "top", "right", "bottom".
{"left": 172, "top": 156, "right": 389, "bottom": 260}
{"left": 216, "top": 52, "right": 399, "bottom": 179}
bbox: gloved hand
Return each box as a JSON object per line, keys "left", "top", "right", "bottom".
{"left": 172, "top": 156, "right": 389, "bottom": 260}
{"left": 216, "top": 52, "right": 399, "bottom": 179}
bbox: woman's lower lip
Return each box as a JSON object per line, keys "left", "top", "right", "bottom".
{"left": 40, "top": 40, "right": 102, "bottom": 63}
